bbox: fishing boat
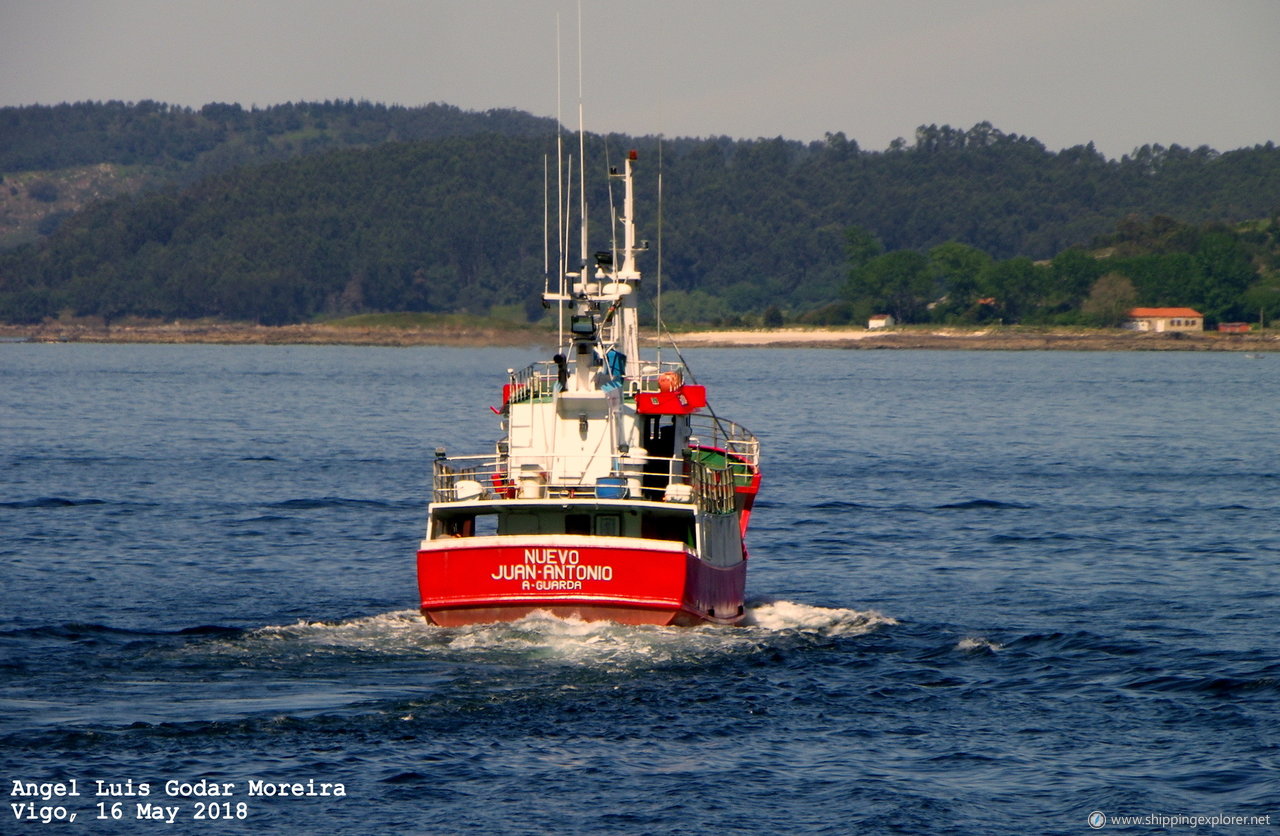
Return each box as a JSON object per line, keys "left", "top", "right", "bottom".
{"left": 416, "top": 149, "right": 761, "bottom": 626}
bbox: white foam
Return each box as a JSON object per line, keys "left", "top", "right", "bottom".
{"left": 445, "top": 610, "right": 638, "bottom": 661}
{"left": 215, "top": 602, "right": 896, "bottom": 668}
{"left": 227, "top": 610, "right": 445, "bottom": 656}
{"left": 743, "top": 600, "right": 898, "bottom": 636}
{"left": 956, "top": 636, "right": 1003, "bottom": 653}
{"left": 252, "top": 610, "right": 430, "bottom": 642}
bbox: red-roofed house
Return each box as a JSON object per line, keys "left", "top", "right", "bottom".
{"left": 1127, "top": 308, "right": 1203, "bottom": 333}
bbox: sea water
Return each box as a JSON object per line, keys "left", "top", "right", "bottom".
{"left": 2, "top": 344, "right": 1277, "bottom": 834}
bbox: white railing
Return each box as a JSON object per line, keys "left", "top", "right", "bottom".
{"left": 431, "top": 442, "right": 756, "bottom": 512}
{"left": 506, "top": 358, "right": 700, "bottom": 402}
{"left": 687, "top": 413, "right": 761, "bottom": 472}
{"left": 433, "top": 452, "right": 680, "bottom": 503}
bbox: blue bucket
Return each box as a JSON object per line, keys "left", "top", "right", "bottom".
{"left": 596, "top": 477, "right": 628, "bottom": 499}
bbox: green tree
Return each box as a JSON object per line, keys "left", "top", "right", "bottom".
{"left": 850, "top": 250, "right": 932, "bottom": 324}
{"left": 845, "top": 226, "right": 883, "bottom": 272}
{"left": 1081, "top": 272, "right": 1138, "bottom": 326}
{"left": 797, "top": 301, "right": 855, "bottom": 325}
{"left": 0, "top": 287, "right": 56, "bottom": 323}
{"left": 978, "top": 257, "right": 1044, "bottom": 322}
{"left": 1241, "top": 278, "right": 1280, "bottom": 327}
{"left": 928, "top": 241, "right": 991, "bottom": 321}
{"left": 1194, "top": 228, "right": 1256, "bottom": 321}
{"left": 1119, "top": 253, "right": 1201, "bottom": 306}
{"left": 1050, "top": 249, "right": 1105, "bottom": 305}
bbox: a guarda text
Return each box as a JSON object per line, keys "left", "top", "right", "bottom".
{"left": 490, "top": 548, "right": 614, "bottom": 590}
{"left": 10, "top": 778, "right": 346, "bottom": 824}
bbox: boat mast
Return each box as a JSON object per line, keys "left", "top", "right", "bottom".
{"left": 606, "top": 150, "right": 643, "bottom": 377}
{"left": 554, "top": 15, "right": 566, "bottom": 349}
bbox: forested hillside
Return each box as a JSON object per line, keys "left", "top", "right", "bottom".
{"left": 0, "top": 100, "right": 555, "bottom": 248}
{"left": 0, "top": 99, "right": 555, "bottom": 175}
{"left": 1, "top": 102, "right": 1277, "bottom": 325}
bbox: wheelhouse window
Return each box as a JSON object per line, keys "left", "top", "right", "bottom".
{"left": 433, "top": 505, "right": 694, "bottom": 546}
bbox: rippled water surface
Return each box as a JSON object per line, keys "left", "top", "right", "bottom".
{"left": 3, "top": 344, "right": 1278, "bottom": 834}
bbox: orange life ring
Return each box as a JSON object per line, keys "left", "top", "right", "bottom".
{"left": 658, "top": 370, "right": 683, "bottom": 392}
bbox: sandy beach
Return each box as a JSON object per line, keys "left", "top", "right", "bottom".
{"left": 0, "top": 320, "right": 554, "bottom": 348}
{"left": 659, "top": 327, "right": 1280, "bottom": 351}
{"left": 3, "top": 321, "right": 1278, "bottom": 351}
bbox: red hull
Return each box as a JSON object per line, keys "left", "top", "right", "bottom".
{"left": 417, "top": 536, "right": 746, "bottom": 627}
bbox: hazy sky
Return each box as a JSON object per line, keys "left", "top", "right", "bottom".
{"left": 3, "top": 0, "right": 1277, "bottom": 159}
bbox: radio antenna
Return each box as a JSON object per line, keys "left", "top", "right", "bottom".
{"left": 542, "top": 153, "right": 549, "bottom": 295}
{"left": 576, "top": 0, "right": 587, "bottom": 270}
{"left": 656, "top": 135, "right": 664, "bottom": 365}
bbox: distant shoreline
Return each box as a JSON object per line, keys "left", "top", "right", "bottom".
{"left": 0, "top": 321, "right": 554, "bottom": 348}
{"left": 3, "top": 321, "right": 1278, "bottom": 351}
{"left": 667, "top": 327, "right": 1280, "bottom": 351}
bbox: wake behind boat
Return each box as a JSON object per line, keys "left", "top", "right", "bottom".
{"left": 416, "top": 149, "right": 761, "bottom": 626}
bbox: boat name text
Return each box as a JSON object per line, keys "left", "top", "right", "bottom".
{"left": 488, "top": 549, "right": 615, "bottom": 587}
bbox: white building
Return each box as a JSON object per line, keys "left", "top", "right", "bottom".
{"left": 868, "top": 314, "right": 895, "bottom": 329}
{"left": 1127, "top": 308, "right": 1203, "bottom": 332}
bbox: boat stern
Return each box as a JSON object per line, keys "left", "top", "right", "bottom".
{"left": 417, "top": 535, "right": 745, "bottom": 626}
